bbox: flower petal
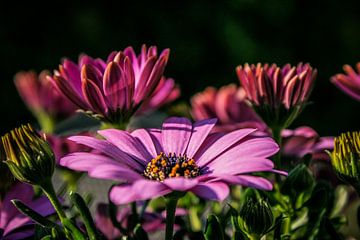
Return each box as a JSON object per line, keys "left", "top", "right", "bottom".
{"left": 186, "top": 119, "right": 217, "bottom": 158}
{"left": 163, "top": 177, "right": 199, "bottom": 192}
{"left": 161, "top": 117, "right": 192, "bottom": 155}
{"left": 191, "top": 182, "right": 229, "bottom": 201}
{"left": 196, "top": 128, "right": 257, "bottom": 167}
{"left": 68, "top": 136, "right": 143, "bottom": 170}
{"left": 98, "top": 129, "right": 151, "bottom": 164}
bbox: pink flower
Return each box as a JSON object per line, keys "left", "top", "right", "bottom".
{"left": 331, "top": 63, "right": 360, "bottom": 101}
{"left": 191, "top": 84, "right": 267, "bottom": 133}
{"left": 281, "top": 126, "right": 334, "bottom": 160}
{"left": 14, "top": 71, "right": 77, "bottom": 120}
{"left": 61, "top": 117, "right": 285, "bottom": 205}
{"left": 50, "top": 45, "right": 177, "bottom": 124}
{"left": 0, "top": 183, "right": 55, "bottom": 240}
{"left": 236, "top": 63, "right": 317, "bottom": 128}
{"left": 95, "top": 203, "right": 185, "bottom": 239}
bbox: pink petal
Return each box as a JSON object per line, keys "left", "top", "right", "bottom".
{"left": 161, "top": 117, "right": 193, "bottom": 155}
{"left": 68, "top": 136, "right": 143, "bottom": 170}
{"left": 215, "top": 175, "right": 274, "bottom": 190}
{"left": 191, "top": 182, "right": 229, "bottom": 201}
{"left": 186, "top": 119, "right": 217, "bottom": 158}
{"left": 98, "top": 129, "right": 151, "bottom": 164}
{"left": 195, "top": 128, "right": 257, "bottom": 167}
{"left": 163, "top": 177, "right": 199, "bottom": 192}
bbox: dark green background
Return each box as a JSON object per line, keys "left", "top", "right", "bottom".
{"left": 1, "top": 0, "right": 359, "bottom": 135}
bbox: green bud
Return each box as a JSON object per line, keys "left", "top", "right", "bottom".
{"left": 1, "top": 124, "right": 55, "bottom": 186}
{"left": 329, "top": 131, "right": 360, "bottom": 191}
{"left": 239, "top": 194, "right": 274, "bottom": 237}
{"left": 281, "top": 163, "right": 314, "bottom": 196}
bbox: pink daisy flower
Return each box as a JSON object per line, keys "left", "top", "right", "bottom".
{"left": 61, "top": 117, "right": 285, "bottom": 205}
{"left": 331, "top": 63, "right": 360, "bottom": 101}
{"left": 236, "top": 63, "right": 317, "bottom": 128}
{"left": 14, "top": 71, "right": 77, "bottom": 121}
{"left": 191, "top": 84, "right": 267, "bottom": 133}
{"left": 49, "top": 45, "right": 179, "bottom": 124}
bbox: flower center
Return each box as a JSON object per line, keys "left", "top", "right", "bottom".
{"left": 143, "top": 152, "right": 200, "bottom": 181}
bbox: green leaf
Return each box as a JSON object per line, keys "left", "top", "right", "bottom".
{"left": 69, "top": 192, "right": 100, "bottom": 240}
{"left": 204, "top": 214, "right": 224, "bottom": 240}
{"left": 11, "top": 200, "right": 57, "bottom": 228}
{"left": 40, "top": 236, "right": 53, "bottom": 240}
{"left": 330, "top": 185, "right": 349, "bottom": 218}
{"left": 133, "top": 224, "right": 149, "bottom": 240}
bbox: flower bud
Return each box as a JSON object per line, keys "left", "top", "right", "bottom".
{"left": 1, "top": 124, "right": 55, "bottom": 186}
{"left": 281, "top": 163, "right": 315, "bottom": 197}
{"left": 239, "top": 193, "right": 274, "bottom": 237}
{"left": 329, "top": 131, "right": 360, "bottom": 191}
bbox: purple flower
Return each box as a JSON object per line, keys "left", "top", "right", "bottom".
{"left": 0, "top": 182, "right": 55, "bottom": 240}
{"left": 50, "top": 45, "right": 176, "bottom": 124}
{"left": 61, "top": 117, "right": 285, "bottom": 205}
{"left": 282, "top": 126, "right": 334, "bottom": 160}
{"left": 236, "top": 63, "right": 317, "bottom": 128}
{"left": 14, "top": 71, "right": 77, "bottom": 121}
{"left": 191, "top": 84, "right": 267, "bottom": 133}
{"left": 331, "top": 63, "right": 360, "bottom": 101}
{"left": 95, "top": 203, "right": 185, "bottom": 239}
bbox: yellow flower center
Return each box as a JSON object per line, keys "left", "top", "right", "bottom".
{"left": 143, "top": 152, "right": 200, "bottom": 181}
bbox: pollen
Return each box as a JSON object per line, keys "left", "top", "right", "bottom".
{"left": 143, "top": 152, "right": 200, "bottom": 181}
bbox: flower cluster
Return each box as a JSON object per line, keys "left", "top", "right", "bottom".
{"left": 1, "top": 44, "right": 359, "bottom": 240}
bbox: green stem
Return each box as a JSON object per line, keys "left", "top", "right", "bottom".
{"left": 36, "top": 111, "right": 55, "bottom": 134}
{"left": 131, "top": 201, "right": 139, "bottom": 224}
{"left": 165, "top": 197, "right": 179, "bottom": 240}
{"left": 281, "top": 214, "right": 291, "bottom": 240}
{"left": 272, "top": 126, "right": 282, "bottom": 170}
{"left": 41, "top": 179, "right": 66, "bottom": 223}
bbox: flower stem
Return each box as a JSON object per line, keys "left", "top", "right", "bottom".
{"left": 272, "top": 126, "right": 282, "bottom": 166}
{"left": 41, "top": 179, "right": 66, "bottom": 223}
{"left": 165, "top": 196, "right": 179, "bottom": 240}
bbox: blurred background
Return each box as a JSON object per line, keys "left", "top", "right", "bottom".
{"left": 1, "top": 0, "right": 359, "bottom": 136}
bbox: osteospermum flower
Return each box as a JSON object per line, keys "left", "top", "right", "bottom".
{"left": 0, "top": 182, "right": 55, "bottom": 240}
{"left": 282, "top": 126, "right": 334, "bottom": 160}
{"left": 14, "top": 71, "right": 77, "bottom": 132}
{"left": 50, "top": 45, "right": 177, "bottom": 125}
{"left": 236, "top": 63, "right": 317, "bottom": 128}
{"left": 191, "top": 84, "right": 267, "bottom": 133}
{"left": 61, "top": 117, "right": 284, "bottom": 204}
{"left": 331, "top": 63, "right": 360, "bottom": 101}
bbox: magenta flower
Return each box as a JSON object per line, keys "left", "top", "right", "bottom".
{"left": 236, "top": 63, "right": 317, "bottom": 128}
{"left": 0, "top": 183, "right": 55, "bottom": 240}
{"left": 95, "top": 203, "right": 185, "bottom": 239}
{"left": 281, "top": 126, "right": 334, "bottom": 160}
{"left": 331, "top": 63, "right": 360, "bottom": 101}
{"left": 61, "top": 117, "right": 284, "bottom": 205}
{"left": 50, "top": 45, "right": 175, "bottom": 124}
{"left": 14, "top": 71, "right": 77, "bottom": 121}
{"left": 191, "top": 84, "right": 267, "bottom": 133}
